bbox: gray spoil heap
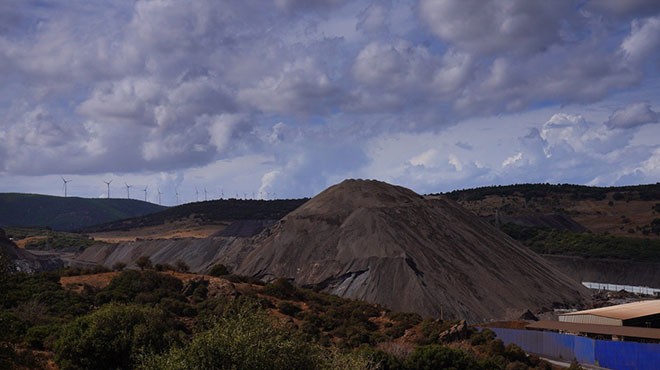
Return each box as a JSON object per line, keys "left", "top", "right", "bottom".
{"left": 234, "top": 179, "right": 590, "bottom": 322}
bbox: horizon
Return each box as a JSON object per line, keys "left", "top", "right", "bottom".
{"left": 1, "top": 1, "right": 659, "bottom": 205}
{"left": 2, "top": 179, "right": 660, "bottom": 207}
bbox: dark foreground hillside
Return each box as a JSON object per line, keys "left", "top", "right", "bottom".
{"left": 0, "top": 263, "right": 557, "bottom": 370}
{"left": 0, "top": 193, "right": 165, "bottom": 231}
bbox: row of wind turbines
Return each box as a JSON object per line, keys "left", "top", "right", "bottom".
{"left": 60, "top": 176, "right": 277, "bottom": 205}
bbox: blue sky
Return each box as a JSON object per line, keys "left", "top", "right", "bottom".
{"left": 0, "top": 0, "right": 659, "bottom": 205}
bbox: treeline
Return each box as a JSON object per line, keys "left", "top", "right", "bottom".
{"left": 442, "top": 183, "right": 660, "bottom": 202}
{"left": 82, "top": 198, "right": 309, "bottom": 233}
{"left": 0, "top": 264, "right": 554, "bottom": 370}
{"left": 500, "top": 223, "right": 660, "bottom": 262}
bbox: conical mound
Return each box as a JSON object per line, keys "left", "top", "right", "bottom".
{"left": 235, "top": 179, "right": 589, "bottom": 321}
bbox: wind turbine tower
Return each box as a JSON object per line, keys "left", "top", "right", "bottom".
{"left": 103, "top": 180, "right": 112, "bottom": 199}
{"left": 175, "top": 189, "right": 180, "bottom": 205}
{"left": 195, "top": 187, "right": 199, "bottom": 202}
{"left": 204, "top": 188, "right": 208, "bottom": 201}
{"left": 125, "top": 183, "right": 132, "bottom": 199}
{"left": 61, "top": 176, "right": 71, "bottom": 197}
{"left": 157, "top": 188, "right": 162, "bottom": 205}
{"left": 143, "top": 186, "right": 148, "bottom": 202}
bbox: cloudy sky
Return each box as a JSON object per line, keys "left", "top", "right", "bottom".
{"left": 1, "top": 0, "right": 659, "bottom": 205}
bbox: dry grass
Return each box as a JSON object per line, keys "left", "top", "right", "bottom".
{"left": 89, "top": 220, "right": 227, "bottom": 242}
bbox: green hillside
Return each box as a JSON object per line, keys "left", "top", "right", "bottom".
{"left": 0, "top": 193, "right": 166, "bottom": 231}
{"left": 82, "top": 198, "right": 309, "bottom": 232}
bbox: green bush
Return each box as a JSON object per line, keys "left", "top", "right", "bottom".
{"left": 207, "top": 263, "right": 230, "bottom": 276}
{"left": 54, "top": 304, "right": 178, "bottom": 370}
{"left": 405, "top": 345, "right": 480, "bottom": 370}
{"left": 262, "top": 278, "right": 302, "bottom": 300}
{"left": 100, "top": 270, "right": 183, "bottom": 304}
{"left": 24, "top": 323, "right": 60, "bottom": 350}
{"left": 278, "top": 301, "right": 301, "bottom": 317}
{"left": 141, "top": 304, "right": 323, "bottom": 370}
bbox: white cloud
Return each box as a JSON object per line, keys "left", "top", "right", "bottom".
{"left": 621, "top": 16, "right": 660, "bottom": 64}
{"left": 502, "top": 152, "right": 524, "bottom": 168}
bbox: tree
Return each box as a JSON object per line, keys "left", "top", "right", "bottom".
{"left": 136, "top": 256, "right": 153, "bottom": 271}
{"left": 112, "top": 262, "right": 127, "bottom": 271}
{"left": 174, "top": 260, "right": 189, "bottom": 273}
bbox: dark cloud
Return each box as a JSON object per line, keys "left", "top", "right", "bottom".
{"left": 606, "top": 102, "right": 660, "bottom": 129}
{"left": 585, "top": 0, "right": 660, "bottom": 18}
{"left": 419, "top": 0, "right": 572, "bottom": 55}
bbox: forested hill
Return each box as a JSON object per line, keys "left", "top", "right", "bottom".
{"left": 0, "top": 193, "right": 165, "bottom": 231}
{"left": 441, "top": 183, "right": 660, "bottom": 202}
{"left": 81, "top": 198, "right": 309, "bottom": 233}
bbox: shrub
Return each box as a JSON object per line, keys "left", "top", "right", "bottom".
{"left": 24, "top": 323, "right": 60, "bottom": 350}
{"left": 54, "top": 304, "right": 178, "bottom": 370}
{"left": 136, "top": 256, "right": 152, "bottom": 270}
{"left": 405, "top": 345, "right": 479, "bottom": 370}
{"left": 112, "top": 262, "right": 127, "bottom": 271}
{"left": 141, "top": 304, "right": 323, "bottom": 370}
{"left": 262, "top": 278, "right": 301, "bottom": 300}
{"left": 278, "top": 301, "right": 301, "bottom": 317}
{"left": 207, "top": 263, "right": 230, "bottom": 277}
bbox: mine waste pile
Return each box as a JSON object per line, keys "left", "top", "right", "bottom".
{"left": 73, "top": 179, "right": 590, "bottom": 322}
{"left": 232, "top": 179, "right": 589, "bottom": 322}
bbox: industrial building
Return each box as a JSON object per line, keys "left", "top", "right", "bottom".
{"left": 526, "top": 300, "right": 660, "bottom": 343}
{"left": 559, "top": 300, "right": 660, "bottom": 328}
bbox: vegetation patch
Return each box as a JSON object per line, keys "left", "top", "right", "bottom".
{"left": 500, "top": 223, "right": 660, "bottom": 262}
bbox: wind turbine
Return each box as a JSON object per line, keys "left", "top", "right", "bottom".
{"left": 125, "top": 183, "right": 132, "bottom": 199}
{"left": 61, "top": 176, "right": 71, "bottom": 197}
{"left": 175, "top": 189, "right": 180, "bottom": 205}
{"left": 204, "top": 188, "right": 208, "bottom": 201}
{"left": 103, "top": 180, "right": 112, "bottom": 199}
{"left": 157, "top": 188, "right": 162, "bottom": 205}
{"left": 195, "top": 186, "right": 199, "bottom": 202}
{"left": 143, "top": 185, "right": 148, "bottom": 202}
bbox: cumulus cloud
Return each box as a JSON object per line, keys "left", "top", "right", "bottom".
{"left": 238, "top": 58, "right": 341, "bottom": 115}
{"left": 419, "top": 0, "right": 571, "bottom": 55}
{"left": 606, "top": 102, "right": 660, "bottom": 129}
{"left": 1, "top": 0, "right": 660, "bottom": 199}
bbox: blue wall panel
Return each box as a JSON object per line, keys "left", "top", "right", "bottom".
{"left": 595, "top": 340, "right": 660, "bottom": 370}
{"left": 573, "top": 335, "right": 595, "bottom": 364}
{"left": 486, "top": 327, "right": 660, "bottom": 370}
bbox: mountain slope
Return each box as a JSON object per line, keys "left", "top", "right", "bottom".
{"left": 0, "top": 193, "right": 165, "bottom": 231}
{"left": 233, "top": 179, "right": 589, "bottom": 322}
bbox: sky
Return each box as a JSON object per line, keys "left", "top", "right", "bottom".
{"left": 0, "top": 0, "right": 659, "bottom": 205}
